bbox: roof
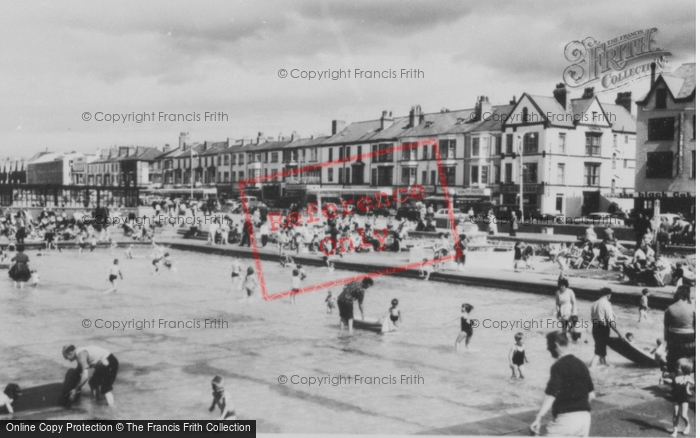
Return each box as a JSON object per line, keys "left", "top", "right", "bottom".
{"left": 284, "top": 136, "right": 331, "bottom": 149}
{"left": 638, "top": 63, "right": 696, "bottom": 104}
{"left": 599, "top": 103, "right": 635, "bottom": 133}
{"left": 447, "top": 104, "right": 515, "bottom": 134}
{"left": 322, "top": 119, "right": 383, "bottom": 145}
{"left": 397, "top": 109, "right": 473, "bottom": 138}
{"left": 527, "top": 94, "right": 574, "bottom": 128}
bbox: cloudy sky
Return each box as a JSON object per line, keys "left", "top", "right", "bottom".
{"left": 0, "top": 0, "right": 695, "bottom": 157}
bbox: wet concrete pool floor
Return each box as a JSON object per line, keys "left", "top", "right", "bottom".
{"left": 0, "top": 247, "right": 669, "bottom": 434}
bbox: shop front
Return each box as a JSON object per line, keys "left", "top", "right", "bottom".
{"left": 634, "top": 191, "right": 696, "bottom": 218}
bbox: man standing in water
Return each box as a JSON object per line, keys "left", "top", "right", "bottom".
{"left": 337, "top": 277, "right": 375, "bottom": 334}
{"left": 589, "top": 288, "right": 621, "bottom": 367}
{"left": 531, "top": 331, "right": 595, "bottom": 436}
{"left": 62, "top": 345, "right": 119, "bottom": 407}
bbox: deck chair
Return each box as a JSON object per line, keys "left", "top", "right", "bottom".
{"left": 583, "top": 248, "right": 600, "bottom": 269}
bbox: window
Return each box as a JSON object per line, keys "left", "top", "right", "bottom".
{"left": 217, "top": 156, "right": 222, "bottom": 166}
{"left": 648, "top": 117, "right": 675, "bottom": 141}
{"left": 625, "top": 135, "right": 629, "bottom": 144}
{"left": 310, "top": 148, "right": 318, "bottom": 162}
{"left": 263, "top": 152, "right": 268, "bottom": 163}
{"left": 439, "top": 139, "right": 456, "bottom": 159}
{"left": 373, "top": 143, "right": 393, "bottom": 163}
{"left": 523, "top": 133, "right": 539, "bottom": 154}
{"left": 239, "top": 171, "right": 244, "bottom": 181}
{"left": 557, "top": 164, "right": 565, "bottom": 184}
{"left": 693, "top": 115, "right": 696, "bottom": 140}
{"left": 239, "top": 154, "right": 244, "bottom": 164}
{"left": 480, "top": 166, "right": 488, "bottom": 184}
{"left": 300, "top": 149, "right": 306, "bottom": 163}
{"left": 223, "top": 154, "right": 229, "bottom": 165}
{"left": 423, "top": 145, "right": 429, "bottom": 160}
{"left": 402, "top": 146, "right": 418, "bottom": 160}
{"left": 339, "top": 147, "right": 344, "bottom": 160}
{"left": 611, "top": 179, "right": 616, "bottom": 194}
{"left": 494, "top": 166, "right": 500, "bottom": 183}
{"left": 522, "top": 107, "right": 529, "bottom": 123}
{"left": 444, "top": 167, "right": 456, "bottom": 186}
{"left": 401, "top": 167, "right": 417, "bottom": 185}
{"left": 522, "top": 163, "right": 538, "bottom": 183}
{"left": 271, "top": 152, "right": 278, "bottom": 163}
{"left": 356, "top": 146, "right": 362, "bottom": 160}
{"left": 471, "top": 138, "right": 480, "bottom": 156}
{"left": 584, "top": 163, "right": 601, "bottom": 186}
{"left": 655, "top": 88, "right": 667, "bottom": 109}
{"left": 224, "top": 171, "right": 229, "bottom": 182}
{"left": 371, "top": 169, "right": 377, "bottom": 186}
{"left": 247, "top": 153, "right": 253, "bottom": 163}
{"left": 470, "top": 166, "right": 479, "bottom": 184}
{"left": 585, "top": 133, "right": 601, "bottom": 156}
{"left": 345, "top": 168, "right": 350, "bottom": 183}
{"left": 493, "top": 136, "right": 502, "bottom": 155}
{"left": 505, "top": 163, "right": 513, "bottom": 183}
{"left": 345, "top": 147, "right": 351, "bottom": 160}
{"left": 646, "top": 152, "right": 674, "bottom": 178}
{"left": 421, "top": 171, "right": 427, "bottom": 185}
{"left": 624, "top": 159, "right": 635, "bottom": 169}
{"left": 430, "top": 170, "right": 436, "bottom": 185}
{"left": 612, "top": 153, "right": 617, "bottom": 169}
{"left": 613, "top": 134, "right": 617, "bottom": 149}
{"left": 558, "top": 133, "right": 566, "bottom": 153}
{"left": 371, "top": 145, "right": 377, "bottom": 163}
{"left": 506, "top": 134, "right": 513, "bottom": 154}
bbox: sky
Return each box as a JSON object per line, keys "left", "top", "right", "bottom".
{"left": 0, "top": 0, "right": 695, "bottom": 157}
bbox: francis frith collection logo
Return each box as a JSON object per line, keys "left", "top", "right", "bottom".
{"left": 563, "top": 28, "right": 672, "bottom": 90}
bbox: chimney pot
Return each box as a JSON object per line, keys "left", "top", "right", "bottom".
{"left": 615, "top": 92, "right": 632, "bottom": 113}
{"left": 553, "top": 83, "right": 569, "bottom": 109}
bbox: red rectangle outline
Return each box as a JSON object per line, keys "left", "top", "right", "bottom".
{"left": 239, "top": 138, "right": 462, "bottom": 301}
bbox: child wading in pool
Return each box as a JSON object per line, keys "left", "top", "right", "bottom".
{"left": 242, "top": 266, "right": 258, "bottom": 300}
{"left": 662, "top": 358, "right": 694, "bottom": 437}
{"left": 508, "top": 332, "right": 528, "bottom": 379}
{"left": 387, "top": 298, "right": 402, "bottom": 331}
{"left": 104, "top": 259, "right": 123, "bottom": 294}
{"left": 451, "top": 303, "right": 474, "bottom": 352}
{"left": 290, "top": 269, "right": 301, "bottom": 305}
{"left": 209, "top": 376, "right": 236, "bottom": 420}
{"left": 229, "top": 258, "right": 243, "bottom": 293}
{"left": 639, "top": 288, "right": 650, "bottom": 322}
{"left": 325, "top": 291, "right": 336, "bottom": 313}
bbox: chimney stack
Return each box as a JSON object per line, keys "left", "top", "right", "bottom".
{"left": 475, "top": 96, "right": 492, "bottom": 121}
{"left": 582, "top": 87, "right": 595, "bottom": 99}
{"left": 650, "top": 62, "right": 656, "bottom": 91}
{"left": 331, "top": 120, "right": 346, "bottom": 135}
{"left": 409, "top": 106, "right": 417, "bottom": 128}
{"left": 553, "top": 83, "right": 569, "bottom": 109}
{"left": 291, "top": 131, "right": 298, "bottom": 141}
{"left": 178, "top": 132, "right": 189, "bottom": 150}
{"left": 615, "top": 92, "right": 632, "bottom": 113}
{"left": 256, "top": 132, "right": 265, "bottom": 145}
{"left": 380, "top": 110, "right": 393, "bottom": 130}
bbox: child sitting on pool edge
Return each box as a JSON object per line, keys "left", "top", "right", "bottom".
{"left": 209, "top": 376, "right": 236, "bottom": 420}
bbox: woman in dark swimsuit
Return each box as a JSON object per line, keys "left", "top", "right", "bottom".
{"left": 9, "top": 245, "right": 31, "bottom": 289}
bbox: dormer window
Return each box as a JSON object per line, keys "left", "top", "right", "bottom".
{"left": 655, "top": 88, "right": 667, "bottom": 109}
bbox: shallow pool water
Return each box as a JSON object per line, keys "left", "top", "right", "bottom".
{"left": 0, "top": 246, "right": 666, "bottom": 433}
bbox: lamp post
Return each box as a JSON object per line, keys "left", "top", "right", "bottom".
{"left": 516, "top": 131, "right": 534, "bottom": 219}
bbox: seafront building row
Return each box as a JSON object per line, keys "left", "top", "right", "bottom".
{"left": 0, "top": 65, "right": 695, "bottom": 219}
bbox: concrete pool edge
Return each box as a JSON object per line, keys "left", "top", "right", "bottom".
{"left": 160, "top": 239, "right": 680, "bottom": 310}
